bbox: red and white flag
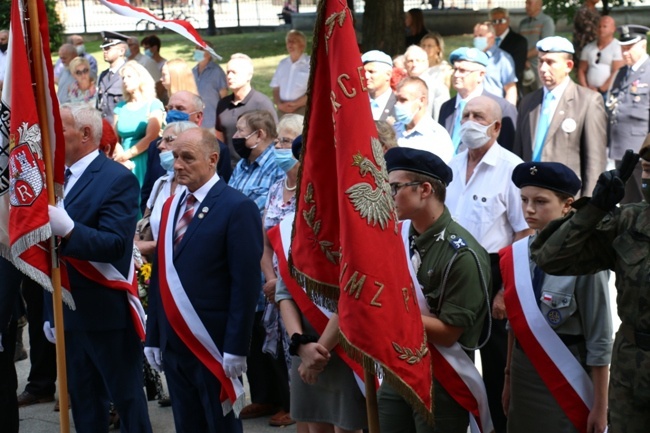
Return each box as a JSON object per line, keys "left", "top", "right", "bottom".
{"left": 0, "top": 0, "right": 66, "bottom": 299}
{"left": 98, "top": 0, "right": 222, "bottom": 60}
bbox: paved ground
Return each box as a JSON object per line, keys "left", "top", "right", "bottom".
{"left": 14, "top": 339, "right": 297, "bottom": 433}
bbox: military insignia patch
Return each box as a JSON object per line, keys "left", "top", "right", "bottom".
{"left": 547, "top": 309, "right": 561, "bottom": 325}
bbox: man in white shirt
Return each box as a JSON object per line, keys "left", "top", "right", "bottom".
{"left": 404, "top": 45, "right": 450, "bottom": 121}
{"left": 394, "top": 77, "right": 454, "bottom": 163}
{"left": 362, "top": 50, "right": 396, "bottom": 122}
{"left": 270, "top": 30, "right": 310, "bottom": 116}
{"left": 126, "top": 37, "right": 161, "bottom": 82}
{"left": 446, "top": 95, "right": 531, "bottom": 433}
{"left": 578, "top": 16, "right": 624, "bottom": 95}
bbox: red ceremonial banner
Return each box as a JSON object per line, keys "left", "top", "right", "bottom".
{"left": 0, "top": 0, "right": 64, "bottom": 295}
{"left": 289, "top": 0, "right": 434, "bottom": 422}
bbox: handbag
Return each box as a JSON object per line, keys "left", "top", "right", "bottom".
{"left": 136, "top": 178, "right": 167, "bottom": 241}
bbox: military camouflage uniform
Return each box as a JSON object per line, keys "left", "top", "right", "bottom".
{"left": 378, "top": 207, "right": 491, "bottom": 433}
{"left": 531, "top": 201, "right": 650, "bottom": 433}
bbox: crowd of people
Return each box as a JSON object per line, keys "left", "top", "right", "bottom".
{"left": 0, "top": 2, "right": 650, "bottom": 433}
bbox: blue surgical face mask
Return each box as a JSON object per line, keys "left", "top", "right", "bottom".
{"left": 165, "top": 110, "right": 190, "bottom": 124}
{"left": 159, "top": 150, "right": 175, "bottom": 172}
{"left": 125, "top": 48, "right": 132, "bottom": 58}
{"left": 394, "top": 102, "right": 416, "bottom": 126}
{"left": 193, "top": 49, "right": 205, "bottom": 62}
{"left": 473, "top": 36, "right": 489, "bottom": 52}
{"left": 144, "top": 48, "right": 153, "bottom": 58}
{"left": 274, "top": 148, "right": 298, "bottom": 173}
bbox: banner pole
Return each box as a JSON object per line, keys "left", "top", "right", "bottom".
{"left": 24, "top": 0, "right": 70, "bottom": 431}
{"left": 364, "top": 369, "right": 380, "bottom": 433}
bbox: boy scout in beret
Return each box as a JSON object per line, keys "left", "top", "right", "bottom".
{"left": 378, "top": 147, "right": 491, "bottom": 433}
{"left": 531, "top": 147, "right": 649, "bottom": 433}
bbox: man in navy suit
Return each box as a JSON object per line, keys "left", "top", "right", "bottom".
{"left": 145, "top": 127, "right": 263, "bottom": 433}
{"left": 46, "top": 103, "right": 152, "bottom": 432}
{"left": 438, "top": 47, "right": 518, "bottom": 153}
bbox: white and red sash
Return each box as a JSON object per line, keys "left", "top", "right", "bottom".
{"left": 61, "top": 257, "right": 146, "bottom": 341}
{"left": 400, "top": 221, "right": 494, "bottom": 433}
{"left": 267, "top": 213, "right": 369, "bottom": 394}
{"left": 499, "top": 237, "right": 592, "bottom": 433}
{"left": 157, "top": 194, "right": 245, "bottom": 417}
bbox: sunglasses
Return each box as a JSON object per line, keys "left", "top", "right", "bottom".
{"left": 595, "top": 51, "right": 601, "bottom": 64}
{"left": 75, "top": 68, "right": 90, "bottom": 76}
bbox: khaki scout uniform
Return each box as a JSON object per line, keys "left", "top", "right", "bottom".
{"left": 378, "top": 207, "right": 490, "bottom": 433}
{"left": 531, "top": 201, "right": 650, "bottom": 433}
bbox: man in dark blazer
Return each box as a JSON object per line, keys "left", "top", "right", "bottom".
{"left": 0, "top": 257, "right": 23, "bottom": 433}
{"left": 513, "top": 36, "right": 607, "bottom": 197}
{"left": 145, "top": 127, "right": 263, "bottom": 433}
{"left": 490, "top": 8, "right": 528, "bottom": 99}
{"left": 46, "top": 103, "right": 152, "bottom": 432}
{"left": 439, "top": 47, "right": 518, "bottom": 152}
{"left": 362, "top": 50, "right": 397, "bottom": 122}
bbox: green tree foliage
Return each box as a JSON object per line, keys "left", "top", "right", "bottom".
{"left": 0, "top": 0, "right": 65, "bottom": 51}
{"left": 543, "top": 0, "right": 626, "bottom": 22}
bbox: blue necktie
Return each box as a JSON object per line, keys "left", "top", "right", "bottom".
{"left": 451, "top": 99, "right": 467, "bottom": 152}
{"left": 496, "top": 36, "right": 502, "bottom": 46}
{"left": 532, "top": 92, "right": 554, "bottom": 162}
{"left": 64, "top": 168, "right": 72, "bottom": 189}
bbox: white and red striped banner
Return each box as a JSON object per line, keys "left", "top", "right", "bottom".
{"left": 499, "top": 238, "right": 592, "bottom": 433}
{"left": 98, "top": 0, "right": 222, "bottom": 60}
{"left": 62, "top": 258, "right": 146, "bottom": 341}
{"left": 157, "top": 193, "right": 245, "bottom": 416}
{"left": 400, "top": 221, "right": 494, "bottom": 433}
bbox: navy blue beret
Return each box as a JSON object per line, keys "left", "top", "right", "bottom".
{"left": 512, "top": 162, "right": 581, "bottom": 196}
{"left": 292, "top": 135, "right": 302, "bottom": 160}
{"left": 385, "top": 147, "right": 453, "bottom": 186}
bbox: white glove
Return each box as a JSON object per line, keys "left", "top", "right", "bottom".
{"left": 144, "top": 346, "right": 163, "bottom": 372}
{"left": 43, "top": 321, "right": 56, "bottom": 344}
{"left": 223, "top": 352, "right": 247, "bottom": 378}
{"left": 48, "top": 205, "right": 75, "bottom": 237}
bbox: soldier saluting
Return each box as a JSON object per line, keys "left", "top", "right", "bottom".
{"left": 97, "top": 31, "right": 128, "bottom": 125}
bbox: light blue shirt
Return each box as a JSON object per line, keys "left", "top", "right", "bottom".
{"left": 482, "top": 45, "right": 517, "bottom": 99}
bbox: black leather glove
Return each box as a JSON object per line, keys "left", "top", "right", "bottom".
{"left": 590, "top": 170, "right": 625, "bottom": 211}
{"left": 590, "top": 149, "right": 640, "bottom": 211}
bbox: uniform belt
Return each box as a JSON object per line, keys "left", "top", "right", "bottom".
{"left": 515, "top": 334, "right": 584, "bottom": 350}
{"left": 620, "top": 323, "right": 650, "bottom": 351}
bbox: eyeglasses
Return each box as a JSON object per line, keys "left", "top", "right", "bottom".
{"left": 275, "top": 137, "right": 294, "bottom": 147}
{"left": 453, "top": 67, "right": 481, "bottom": 76}
{"left": 74, "top": 68, "right": 90, "bottom": 76}
{"left": 491, "top": 18, "right": 508, "bottom": 24}
{"left": 162, "top": 135, "right": 177, "bottom": 143}
{"left": 595, "top": 51, "right": 601, "bottom": 64}
{"left": 389, "top": 181, "right": 422, "bottom": 196}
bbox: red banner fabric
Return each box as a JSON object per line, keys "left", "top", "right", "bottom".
{"left": 289, "top": 0, "right": 434, "bottom": 422}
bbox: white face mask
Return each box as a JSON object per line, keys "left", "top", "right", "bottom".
{"left": 460, "top": 120, "right": 495, "bottom": 149}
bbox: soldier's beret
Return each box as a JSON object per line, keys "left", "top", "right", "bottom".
{"left": 292, "top": 135, "right": 302, "bottom": 160}
{"left": 449, "top": 47, "right": 489, "bottom": 67}
{"left": 100, "top": 31, "right": 129, "bottom": 48}
{"left": 385, "top": 147, "right": 453, "bottom": 186}
{"left": 536, "top": 36, "right": 575, "bottom": 54}
{"left": 512, "top": 162, "right": 581, "bottom": 196}
{"left": 361, "top": 50, "right": 393, "bottom": 67}
{"left": 618, "top": 25, "right": 649, "bottom": 46}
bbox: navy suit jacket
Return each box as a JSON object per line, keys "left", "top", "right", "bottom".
{"left": 146, "top": 179, "right": 262, "bottom": 357}
{"left": 499, "top": 28, "right": 528, "bottom": 90}
{"left": 438, "top": 90, "right": 518, "bottom": 151}
{"left": 47, "top": 152, "right": 140, "bottom": 332}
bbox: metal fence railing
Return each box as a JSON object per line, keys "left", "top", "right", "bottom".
{"left": 57, "top": 0, "right": 648, "bottom": 34}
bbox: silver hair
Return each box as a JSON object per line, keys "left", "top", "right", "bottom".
{"left": 277, "top": 114, "right": 304, "bottom": 136}
{"left": 164, "top": 121, "right": 199, "bottom": 135}
{"left": 60, "top": 103, "right": 103, "bottom": 144}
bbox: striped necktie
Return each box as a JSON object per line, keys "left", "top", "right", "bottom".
{"left": 174, "top": 194, "right": 196, "bottom": 249}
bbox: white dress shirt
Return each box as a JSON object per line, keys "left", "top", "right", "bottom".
{"left": 65, "top": 150, "right": 100, "bottom": 197}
